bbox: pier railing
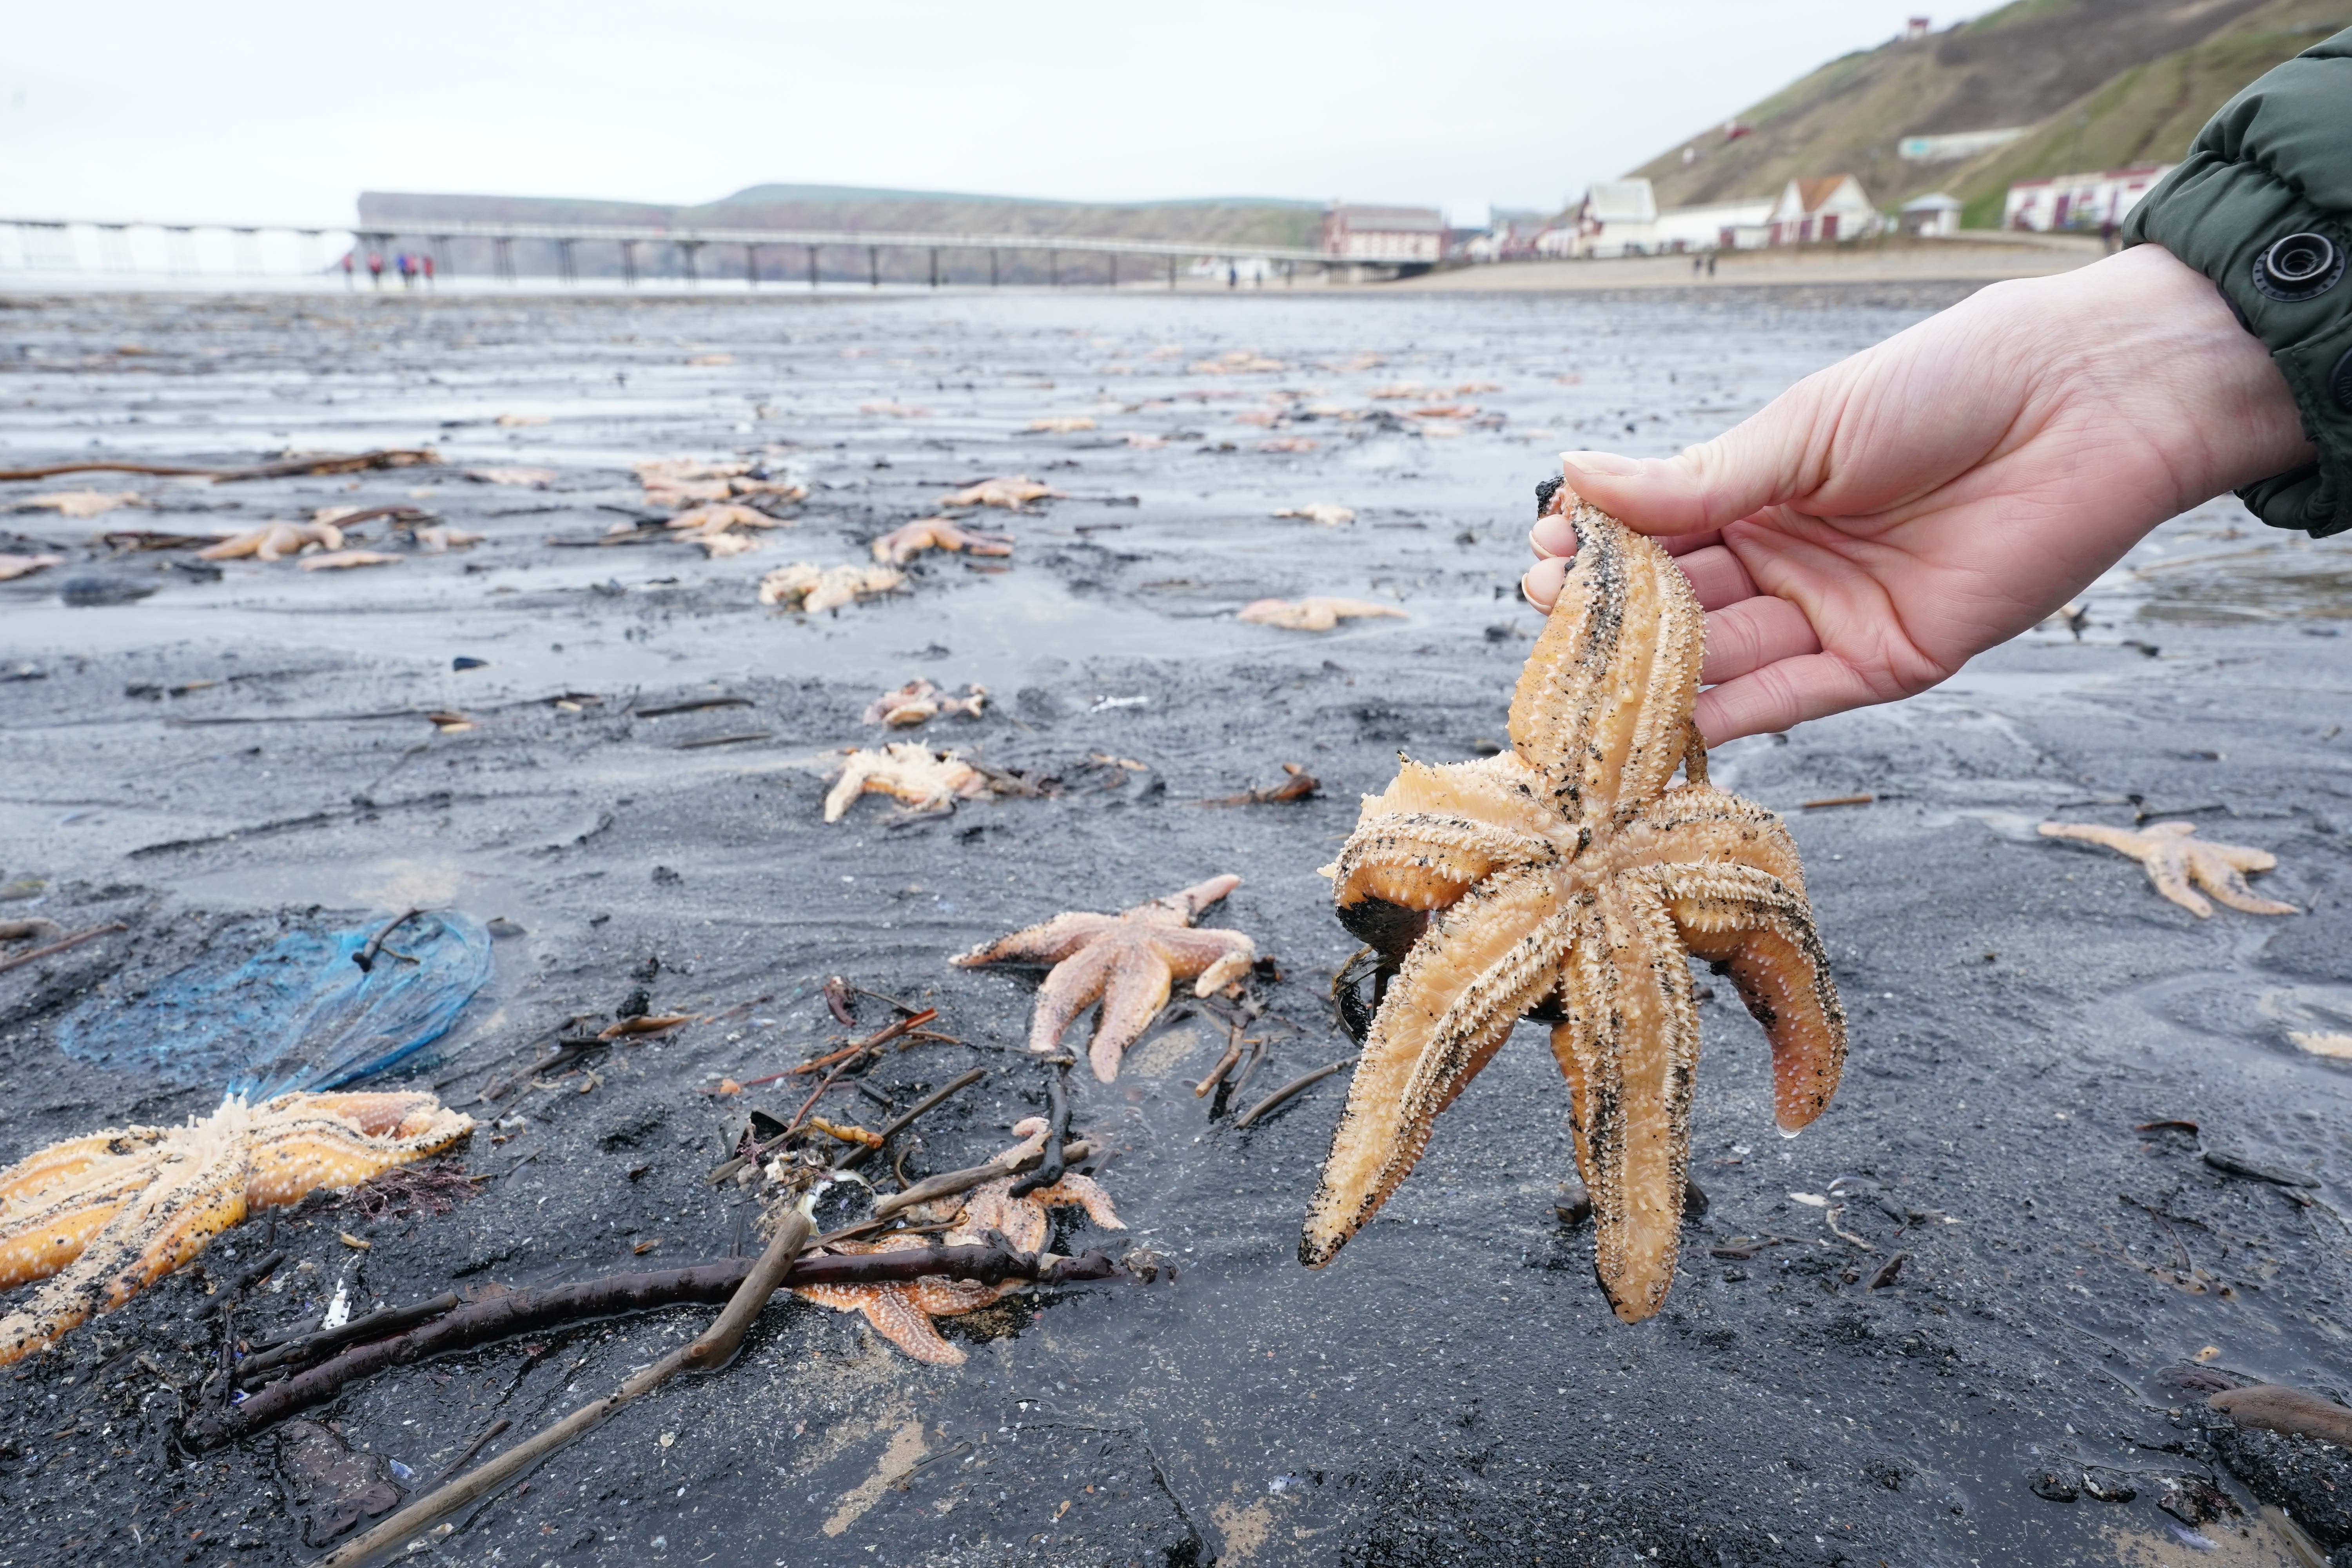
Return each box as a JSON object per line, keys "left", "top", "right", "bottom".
{"left": 0, "top": 216, "right": 1339, "bottom": 289}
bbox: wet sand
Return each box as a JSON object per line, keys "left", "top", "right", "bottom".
{"left": 2, "top": 284, "right": 2349, "bottom": 1568}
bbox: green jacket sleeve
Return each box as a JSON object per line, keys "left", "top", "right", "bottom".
{"left": 2122, "top": 28, "right": 2352, "bottom": 538}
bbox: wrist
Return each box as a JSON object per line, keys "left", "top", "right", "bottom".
{"left": 2039, "top": 245, "right": 2314, "bottom": 505}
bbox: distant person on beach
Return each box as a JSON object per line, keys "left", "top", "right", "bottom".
{"left": 340, "top": 251, "right": 354, "bottom": 288}
{"left": 421, "top": 254, "right": 435, "bottom": 287}
{"left": 1525, "top": 30, "right": 2347, "bottom": 746}
{"left": 366, "top": 251, "right": 383, "bottom": 289}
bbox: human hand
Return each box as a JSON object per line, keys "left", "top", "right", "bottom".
{"left": 1522, "top": 244, "right": 2315, "bottom": 744}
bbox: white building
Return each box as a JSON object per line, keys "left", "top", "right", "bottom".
{"left": 1321, "top": 204, "right": 1446, "bottom": 263}
{"left": 1765, "top": 174, "right": 1880, "bottom": 245}
{"left": 1898, "top": 192, "right": 1964, "bottom": 237}
{"left": 1571, "top": 179, "right": 1659, "bottom": 258}
{"left": 2002, "top": 164, "right": 2174, "bottom": 232}
{"left": 1653, "top": 198, "right": 1775, "bottom": 252}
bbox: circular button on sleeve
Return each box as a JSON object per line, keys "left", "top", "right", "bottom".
{"left": 2253, "top": 232, "right": 2345, "bottom": 302}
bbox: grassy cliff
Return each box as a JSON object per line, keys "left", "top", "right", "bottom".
{"left": 1627, "top": 0, "right": 2347, "bottom": 223}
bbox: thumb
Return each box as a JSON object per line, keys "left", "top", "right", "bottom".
{"left": 1552, "top": 375, "right": 1834, "bottom": 539}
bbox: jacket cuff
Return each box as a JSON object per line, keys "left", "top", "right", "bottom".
{"left": 2125, "top": 157, "right": 2351, "bottom": 539}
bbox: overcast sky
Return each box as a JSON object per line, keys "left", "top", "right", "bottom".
{"left": 3, "top": 2, "right": 1999, "bottom": 226}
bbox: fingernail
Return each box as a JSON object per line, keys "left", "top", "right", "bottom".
{"left": 1528, "top": 517, "right": 1575, "bottom": 558}
{"left": 1562, "top": 450, "right": 1641, "bottom": 478}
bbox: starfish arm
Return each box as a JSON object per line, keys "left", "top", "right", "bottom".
{"left": 2145, "top": 845, "right": 2216, "bottom": 917}
{"left": 1137, "top": 873, "right": 1243, "bottom": 926}
{"left": 1302, "top": 865, "right": 1576, "bottom": 1268}
{"left": 908, "top": 1276, "right": 1013, "bottom": 1316}
{"left": 1608, "top": 785, "right": 1807, "bottom": 887}
{"left": 951, "top": 912, "right": 1120, "bottom": 968}
{"left": 273, "top": 1092, "right": 455, "bottom": 1140}
{"left": 1649, "top": 862, "right": 1847, "bottom": 1133}
{"left": 1088, "top": 944, "right": 1176, "bottom": 1081}
{"left": 958, "top": 1185, "right": 1049, "bottom": 1254}
{"left": 1332, "top": 810, "right": 1557, "bottom": 917}
{"left": 0, "top": 1120, "right": 251, "bottom": 1365}
{"left": 244, "top": 1099, "right": 473, "bottom": 1209}
{"left": 1508, "top": 502, "right": 1703, "bottom": 825}
{"left": 1027, "top": 942, "right": 1122, "bottom": 1057}
{"left": 2186, "top": 846, "right": 2298, "bottom": 915}
{"left": 1149, "top": 926, "right": 1257, "bottom": 987}
{"left": 1550, "top": 882, "right": 1701, "bottom": 1322}
{"left": 0, "top": 1128, "right": 167, "bottom": 1207}
{"left": 794, "top": 1281, "right": 967, "bottom": 1365}
{"left": 1026, "top": 1172, "right": 1127, "bottom": 1232}
{"left": 0, "top": 1151, "right": 162, "bottom": 1289}
{"left": 822, "top": 757, "right": 881, "bottom": 822}
{"left": 1189, "top": 942, "right": 1256, "bottom": 998}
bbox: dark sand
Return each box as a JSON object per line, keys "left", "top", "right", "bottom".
{"left": 2, "top": 283, "right": 2349, "bottom": 1568}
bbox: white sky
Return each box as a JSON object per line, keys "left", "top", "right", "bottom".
{"left": 2, "top": 2, "right": 1999, "bottom": 226}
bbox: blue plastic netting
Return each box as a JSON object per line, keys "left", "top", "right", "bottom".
{"left": 57, "top": 911, "right": 491, "bottom": 1098}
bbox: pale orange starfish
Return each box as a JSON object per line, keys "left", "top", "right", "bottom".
{"left": 2038, "top": 820, "right": 2298, "bottom": 917}
{"left": 953, "top": 875, "right": 1257, "bottom": 1081}
{"left": 198, "top": 520, "right": 344, "bottom": 562}
{"left": 1238, "top": 597, "right": 1406, "bottom": 631}
{"left": 792, "top": 1121, "right": 1123, "bottom": 1365}
{"left": 870, "top": 517, "right": 1014, "bottom": 565}
{"left": 939, "top": 476, "right": 1062, "bottom": 511}
{"left": 0, "top": 1091, "right": 472, "bottom": 1363}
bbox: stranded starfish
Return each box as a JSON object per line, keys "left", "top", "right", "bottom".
{"left": 870, "top": 517, "right": 1015, "bottom": 565}
{"left": 199, "top": 520, "right": 343, "bottom": 562}
{"left": 793, "top": 1122, "right": 1124, "bottom": 1365}
{"left": 939, "top": 475, "right": 1062, "bottom": 511}
{"left": 1301, "top": 497, "right": 1847, "bottom": 1323}
{"left": 0, "top": 1091, "right": 472, "bottom": 1363}
{"left": 862, "top": 679, "right": 989, "bottom": 727}
{"left": 2038, "top": 820, "right": 2297, "bottom": 917}
{"left": 757, "top": 562, "right": 906, "bottom": 613}
{"left": 823, "top": 742, "right": 987, "bottom": 822}
{"left": 1238, "top": 597, "right": 1406, "bottom": 632}
{"left": 954, "top": 875, "right": 1256, "bottom": 1081}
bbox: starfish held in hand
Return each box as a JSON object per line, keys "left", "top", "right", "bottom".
{"left": 1301, "top": 497, "right": 1847, "bottom": 1323}
{"left": 2038, "top": 819, "right": 2296, "bottom": 917}
{"left": 953, "top": 875, "right": 1257, "bottom": 1081}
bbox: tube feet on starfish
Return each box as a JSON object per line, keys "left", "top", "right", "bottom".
{"left": 952, "top": 875, "right": 1258, "bottom": 1082}
{"left": 1300, "top": 497, "right": 1846, "bottom": 1323}
{"left": 0, "top": 1092, "right": 472, "bottom": 1363}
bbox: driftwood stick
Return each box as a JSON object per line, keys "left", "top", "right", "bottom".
{"left": 1234, "top": 1058, "right": 1352, "bottom": 1130}
{"left": 873, "top": 1140, "right": 1095, "bottom": 1221}
{"left": 0, "top": 448, "right": 437, "bottom": 483}
{"left": 309, "top": 1210, "right": 808, "bottom": 1568}
{"left": 1009, "top": 1056, "right": 1073, "bottom": 1199}
{"left": 236, "top": 1292, "right": 460, "bottom": 1381}
{"left": 833, "top": 1067, "right": 986, "bottom": 1172}
{"left": 1194, "top": 1029, "right": 1244, "bottom": 1098}
{"left": 0, "top": 921, "right": 127, "bottom": 977}
{"left": 352, "top": 908, "right": 423, "bottom": 974}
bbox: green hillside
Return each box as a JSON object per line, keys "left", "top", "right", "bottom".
{"left": 1628, "top": 0, "right": 2347, "bottom": 224}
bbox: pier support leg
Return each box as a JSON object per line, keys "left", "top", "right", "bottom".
{"left": 557, "top": 239, "right": 576, "bottom": 285}
{"left": 620, "top": 240, "right": 637, "bottom": 288}
{"left": 1049, "top": 250, "right": 1058, "bottom": 287}
{"left": 494, "top": 236, "right": 515, "bottom": 286}
{"left": 745, "top": 244, "right": 759, "bottom": 288}
{"left": 1108, "top": 253, "right": 1118, "bottom": 289}
{"left": 808, "top": 245, "right": 818, "bottom": 290}
{"left": 680, "top": 241, "right": 701, "bottom": 288}
{"left": 868, "top": 246, "right": 879, "bottom": 289}
{"left": 929, "top": 247, "right": 938, "bottom": 288}
{"left": 430, "top": 235, "right": 453, "bottom": 279}
{"left": 989, "top": 250, "right": 998, "bottom": 287}
{"left": 1168, "top": 254, "right": 1177, "bottom": 290}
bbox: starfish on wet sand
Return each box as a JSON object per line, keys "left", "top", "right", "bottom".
{"left": 939, "top": 476, "right": 1063, "bottom": 511}
{"left": 823, "top": 742, "right": 987, "bottom": 822}
{"left": 18, "top": 490, "right": 139, "bottom": 519}
{"left": 297, "top": 550, "right": 405, "bottom": 572}
{"left": 757, "top": 562, "right": 906, "bottom": 613}
{"left": 870, "top": 517, "right": 1015, "bottom": 565}
{"left": 1273, "top": 505, "right": 1356, "bottom": 527}
{"left": 863, "top": 679, "right": 989, "bottom": 727}
{"left": 1301, "top": 497, "right": 1846, "bottom": 1323}
{"left": 953, "top": 875, "right": 1257, "bottom": 1081}
{"left": 1238, "top": 597, "right": 1407, "bottom": 632}
{"left": 793, "top": 1121, "right": 1124, "bottom": 1365}
{"left": 0, "top": 554, "right": 65, "bottom": 583}
{"left": 634, "top": 459, "right": 808, "bottom": 510}
{"left": 0, "top": 1091, "right": 472, "bottom": 1362}
{"left": 199, "top": 520, "right": 344, "bottom": 562}
{"left": 2038, "top": 820, "right": 2297, "bottom": 917}
{"left": 664, "top": 502, "right": 787, "bottom": 541}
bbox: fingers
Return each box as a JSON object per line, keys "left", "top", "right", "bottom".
{"left": 1698, "top": 595, "right": 1817, "bottom": 687}
{"left": 1530, "top": 510, "right": 1721, "bottom": 562}
{"left": 1691, "top": 652, "right": 1884, "bottom": 746}
{"left": 1521, "top": 541, "right": 1757, "bottom": 615}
